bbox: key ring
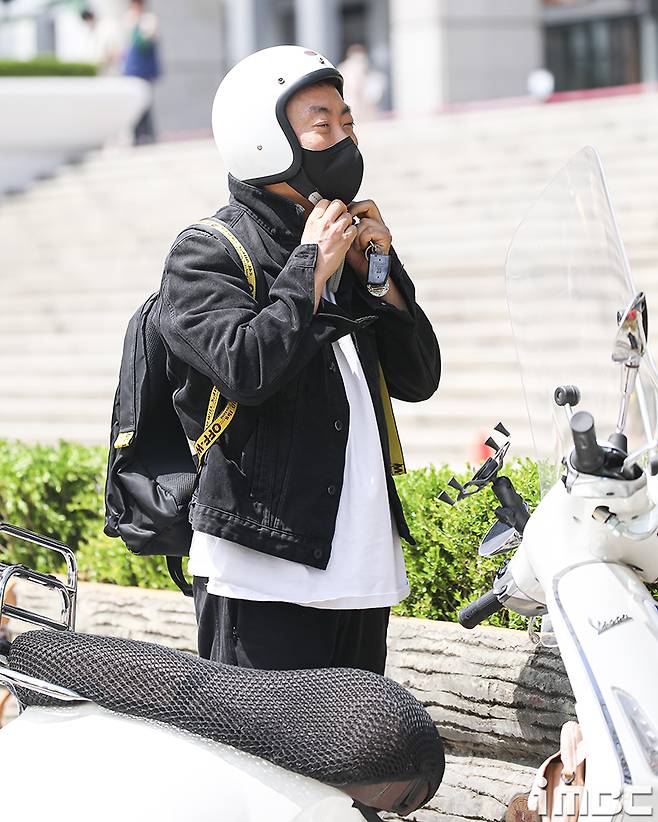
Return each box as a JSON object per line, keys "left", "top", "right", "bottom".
{"left": 365, "top": 240, "right": 381, "bottom": 259}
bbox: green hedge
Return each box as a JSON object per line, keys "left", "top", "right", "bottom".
{"left": 0, "top": 58, "right": 97, "bottom": 77}
{"left": 0, "top": 441, "right": 172, "bottom": 590}
{"left": 0, "top": 440, "right": 539, "bottom": 627}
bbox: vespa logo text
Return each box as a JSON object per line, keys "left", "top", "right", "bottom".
{"left": 589, "top": 613, "right": 632, "bottom": 635}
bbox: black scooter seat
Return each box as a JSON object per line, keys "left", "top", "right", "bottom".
{"left": 9, "top": 630, "right": 444, "bottom": 815}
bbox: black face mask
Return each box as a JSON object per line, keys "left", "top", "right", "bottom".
{"left": 300, "top": 136, "right": 364, "bottom": 204}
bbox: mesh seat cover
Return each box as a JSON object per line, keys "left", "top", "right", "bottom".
{"left": 9, "top": 630, "right": 444, "bottom": 792}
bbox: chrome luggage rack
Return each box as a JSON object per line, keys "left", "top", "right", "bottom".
{"left": 0, "top": 522, "right": 85, "bottom": 707}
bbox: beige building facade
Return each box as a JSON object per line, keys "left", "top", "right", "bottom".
{"left": 1, "top": 0, "right": 657, "bottom": 131}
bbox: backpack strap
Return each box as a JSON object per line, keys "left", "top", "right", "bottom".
{"left": 189, "top": 218, "right": 257, "bottom": 467}
{"left": 196, "top": 217, "right": 257, "bottom": 298}
{"left": 166, "top": 556, "right": 193, "bottom": 598}
{"left": 167, "top": 220, "right": 257, "bottom": 597}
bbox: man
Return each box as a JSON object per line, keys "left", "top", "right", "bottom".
{"left": 157, "top": 46, "right": 440, "bottom": 674}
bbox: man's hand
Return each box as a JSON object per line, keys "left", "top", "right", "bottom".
{"left": 345, "top": 200, "right": 392, "bottom": 277}
{"left": 301, "top": 198, "right": 357, "bottom": 312}
{"left": 345, "top": 199, "right": 408, "bottom": 313}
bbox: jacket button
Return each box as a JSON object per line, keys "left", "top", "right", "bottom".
{"left": 328, "top": 361, "right": 336, "bottom": 372}
{"left": 313, "top": 548, "right": 323, "bottom": 560}
{"left": 334, "top": 420, "right": 343, "bottom": 431}
{"left": 327, "top": 484, "right": 337, "bottom": 496}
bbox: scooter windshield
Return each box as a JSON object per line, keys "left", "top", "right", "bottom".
{"left": 506, "top": 146, "right": 657, "bottom": 498}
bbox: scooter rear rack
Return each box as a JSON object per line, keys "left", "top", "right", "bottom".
{"left": 0, "top": 522, "right": 84, "bottom": 709}
{"left": 0, "top": 521, "right": 78, "bottom": 633}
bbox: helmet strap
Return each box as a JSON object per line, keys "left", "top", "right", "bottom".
{"left": 287, "top": 167, "right": 323, "bottom": 205}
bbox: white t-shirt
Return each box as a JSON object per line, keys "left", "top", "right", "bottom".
{"left": 188, "top": 288, "right": 409, "bottom": 609}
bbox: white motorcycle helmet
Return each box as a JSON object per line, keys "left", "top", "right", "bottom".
{"left": 212, "top": 45, "right": 344, "bottom": 187}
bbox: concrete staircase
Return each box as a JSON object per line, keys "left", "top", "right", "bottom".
{"left": 2, "top": 91, "right": 658, "bottom": 468}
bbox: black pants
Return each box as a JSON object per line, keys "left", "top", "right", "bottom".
{"left": 193, "top": 576, "right": 390, "bottom": 674}
{"left": 134, "top": 105, "right": 156, "bottom": 145}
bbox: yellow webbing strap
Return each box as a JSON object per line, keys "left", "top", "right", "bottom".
{"left": 194, "top": 219, "right": 257, "bottom": 465}
{"left": 198, "top": 218, "right": 257, "bottom": 299}
{"left": 378, "top": 364, "right": 406, "bottom": 476}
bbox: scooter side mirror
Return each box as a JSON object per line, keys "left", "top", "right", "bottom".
{"left": 613, "top": 292, "right": 648, "bottom": 365}
{"left": 478, "top": 519, "right": 522, "bottom": 557}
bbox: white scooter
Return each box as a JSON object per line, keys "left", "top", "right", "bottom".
{"left": 441, "top": 146, "right": 658, "bottom": 821}
{"left": 0, "top": 520, "right": 444, "bottom": 822}
{"left": 2, "top": 146, "right": 656, "bottom": 822}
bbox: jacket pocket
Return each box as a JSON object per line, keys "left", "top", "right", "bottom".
{"left": 270, "top": 377, "right": 301, "bottom": 526}
{"left": 242, "top": 412, "right": 268, "bottom": 501}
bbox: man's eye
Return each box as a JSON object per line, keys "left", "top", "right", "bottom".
{"left": 345, "top": 120, "right": 355, "bottom": 128}
{"left": 314, "top": 123, "right": 329, "bottom": 128}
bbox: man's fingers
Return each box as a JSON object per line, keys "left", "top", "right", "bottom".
{"left": 348, "top": 199, "right": 382, "bottom": 221}
{"left": 335, "top": 212, "right": 353, "bottom": 230}
{"left": 355, "top": 217, "right": 378, "bottom": 234}
{"left": 310, "top": 198, "right": 331, "bottom": 217}
{"left": 355, "top": 217, "right": 390, "bottom": 250}
{"left": 324, "top": 198, "right": 348, "bottom": 223}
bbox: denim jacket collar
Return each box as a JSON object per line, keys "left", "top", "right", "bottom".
{"left": 228, "top": 174, "right": 306, "bottom": 246}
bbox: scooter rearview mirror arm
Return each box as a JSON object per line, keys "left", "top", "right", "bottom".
{"left": 611, "top": 293, "right": 648, "bottom": 449}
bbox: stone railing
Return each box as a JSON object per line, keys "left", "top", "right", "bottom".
{"left": 6, "top": 581, "right": 574, "bottom": 821}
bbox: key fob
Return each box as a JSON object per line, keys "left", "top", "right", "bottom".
{"left": 367, "top": 246, "right": 391, "bottom": 288}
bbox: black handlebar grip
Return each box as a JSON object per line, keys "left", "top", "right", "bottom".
{"left": 458, "top": 589, "right": 503, "bottom": 630}
{"left": 570, "top": 411, "right": 605, "bottom": 473}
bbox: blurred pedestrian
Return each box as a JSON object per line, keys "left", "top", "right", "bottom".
{"left": 122, "top": 0, "right": 161, "bottom": 145}
{"left": 79, "top": 7, "right": 123, "bottom": 74}
{"left": 338, "top": 44, "right": 386, "bottom": 122}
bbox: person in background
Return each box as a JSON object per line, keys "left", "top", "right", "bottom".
{"left": 337, "top": 44, "right": 387, "bottom": 122}
{"left": 122, "top": 0, "right": 161, "bottom": 145}
{"left": 79, "top": 8, "right": 123, "bottom": 74}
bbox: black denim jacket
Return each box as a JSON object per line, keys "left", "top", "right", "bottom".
{"left": 156, "top": 175, "right": 441, "bottom": 570}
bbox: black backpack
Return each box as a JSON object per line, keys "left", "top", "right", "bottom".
{"left": 103, "top": 220, "right": 257, "bottom": 595}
